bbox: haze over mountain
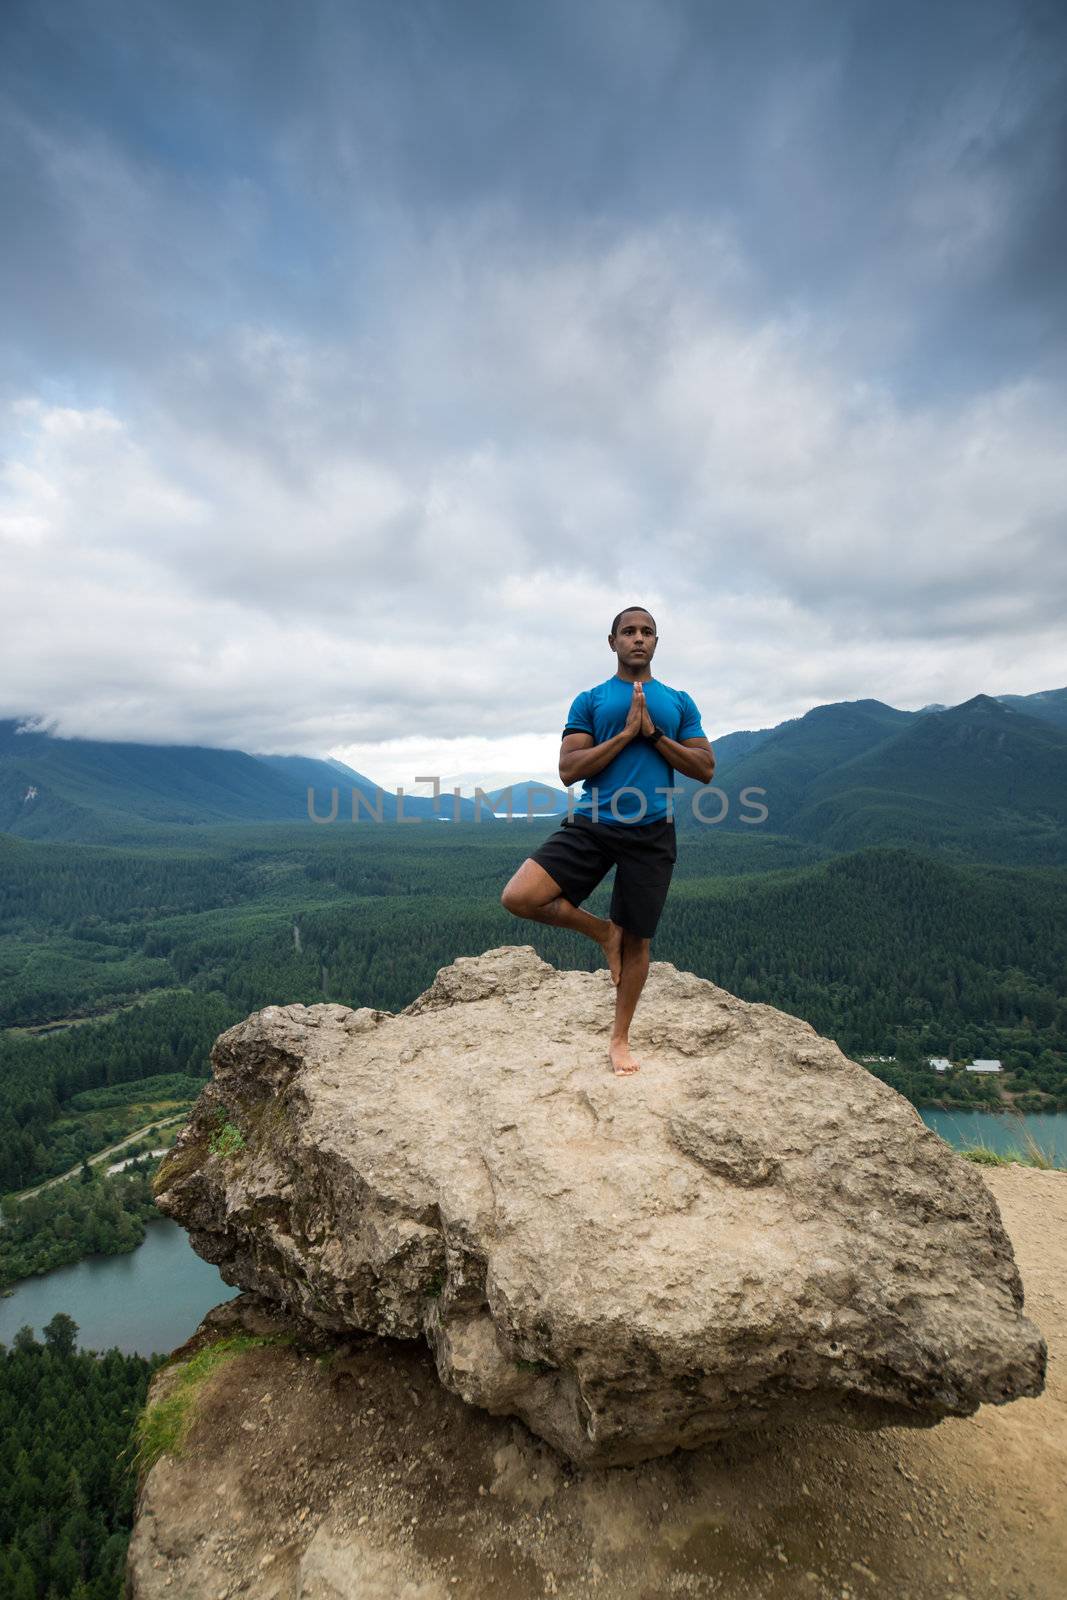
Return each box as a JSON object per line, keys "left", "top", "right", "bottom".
{"left": 0, "top": 722, "right": 491, "bottom": 843}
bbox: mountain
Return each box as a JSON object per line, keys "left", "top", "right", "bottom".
{"left": 0, "top": 719, "right": 311, "bottom": 842}
{"left": 0, "top": 720, "right": 492, "bottom": 841}
{"left": 678, "top": 698, "right": 917, "bottom": 831}
{"left": 668, "top": 693, "right": 1067, "bottom": 863}
{"left": 487, "top": 780, "right": 569, "bottom": 815}
{"left": 995, "top": 686, "right": 1067, "bottom": 733}
{"left": 790, "top": 696, "right": 1067, "bottom": 861}
{"left": 4, "top": 685, "right": 1065, "bottom": 857}
{"left": 702, "top": 725, "right": 776, "bottom": 768}
{"left": 255, "top": 754, "right": 485, "bottom": 822}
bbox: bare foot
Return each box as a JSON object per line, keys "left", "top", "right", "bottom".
{"left": 598, "top": 920, "right": 624, "bottom": 986}
{"left": 609, "top": 1037, "right": 640, "bottom": 1076}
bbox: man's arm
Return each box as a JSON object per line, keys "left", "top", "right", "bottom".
{"left": 559, "top": 729, "right": 630, "bottom": 786}
{"left": 654, "top": 734, "right": 714, "bottom": 784}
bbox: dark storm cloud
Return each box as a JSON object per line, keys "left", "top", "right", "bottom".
{"left": 3, "top": 0, "right": 1065, "bottom": 395}
{"left": 1, "top": 0, "right": 1064, "bottom": 755}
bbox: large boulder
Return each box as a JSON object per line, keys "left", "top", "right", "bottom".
{"left": 154, "top": 946, "right": 1045, "bottom": 1466}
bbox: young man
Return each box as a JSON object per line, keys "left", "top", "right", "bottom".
{"left": 501, "top": 606, "right": 714, "bottom": 1077}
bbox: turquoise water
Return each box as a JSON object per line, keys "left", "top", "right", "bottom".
{"left": 2, "top": 1111, "right": 1063, "bottom": 1361}
{"left": 0, "top": 1218, "right": 238, "bottom": 1357}
{"left": 920, "top": 1109, "right": 1067, "bottom": 1164}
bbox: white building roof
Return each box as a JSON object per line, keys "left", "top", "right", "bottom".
{"left": 928, "top": 1057, "right": 952, "bottom": 1070}
{"left": 966, "top": 1059, "right": 1003, "bottom": 1072}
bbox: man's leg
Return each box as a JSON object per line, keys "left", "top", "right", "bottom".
{"left": 608, "top": 930, "right": 651, "bottom": 1075}
{"left": 501, "top": 860, "right": 623, "bottom": 984}
{"left": 605, "top": 820, "right": 674, "bottom": 1074}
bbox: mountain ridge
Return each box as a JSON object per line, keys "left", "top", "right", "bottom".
{"left": 2, "top": 685, "right": 1064, "bottom": 859}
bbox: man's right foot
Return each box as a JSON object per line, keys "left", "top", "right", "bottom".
{"left": 609, "top": 1037, "right": 641, "bottom": 1075}
{"left": 599, "top": 920, "right": 623, "bottom": 986}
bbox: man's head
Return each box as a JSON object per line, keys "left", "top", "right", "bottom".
{"left": 609, "top": 606, "right": 658, "bottom": 674}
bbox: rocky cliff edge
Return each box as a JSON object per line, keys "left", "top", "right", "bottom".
{"left": 150, "top": 946, "right": 1045, "bottom": 1469}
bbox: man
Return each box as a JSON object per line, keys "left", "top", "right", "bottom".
{"left": 501, "top": 606, "right": 714, "bottom": 1077}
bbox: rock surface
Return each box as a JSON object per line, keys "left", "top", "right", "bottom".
{"left": 128, "top": 1167, "right": 1066, "bottom": 1600}
{"left": 153, "top": 946, "right": 1045, "bottom": 1466}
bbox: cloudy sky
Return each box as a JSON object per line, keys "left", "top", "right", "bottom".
{"left": 2, "top": 0, "right": 1064, "bottom": 788}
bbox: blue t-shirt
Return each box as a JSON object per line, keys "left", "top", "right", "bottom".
{"left": 563, "top": 675, "right": 706, "bottom": 823}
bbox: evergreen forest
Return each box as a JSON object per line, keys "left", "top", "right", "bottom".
{"left": 0, "top": 1316, "right": 160, "bottom": 1600}
{"left": 3, "top": 822, "right": 1066, "bottom": 1197}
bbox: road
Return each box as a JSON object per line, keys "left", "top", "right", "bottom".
{"left": 7, "top": 1112, "right": 189, "bottom": 1204}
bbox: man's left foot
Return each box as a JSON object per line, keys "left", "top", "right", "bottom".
{"left": 609, "top": 1038, "right": 640, "bottom": 1076}
{"left": 602, "top": 921, "right": 624, "bottom": 986}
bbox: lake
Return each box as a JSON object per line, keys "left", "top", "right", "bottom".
{"left": 919, "top": 1108, "right": 1067, "bottom": 1164}
{"left": 0, "top": 1217, "right": 238, "bottom": 1357}
{"left": 2, "top": 1111, "right": 1064, "bottom": 1359}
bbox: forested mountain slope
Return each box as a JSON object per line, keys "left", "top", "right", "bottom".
{"left": 790, "top": 696, "right": 1067, "bottom": 861}
{"left": 0, "top": 719, "right": 310, "bottom": 840}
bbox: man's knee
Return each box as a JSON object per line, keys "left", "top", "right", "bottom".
{"left": 502, "top": 858, "right": 562, "bottom": 918}
{"left": 500, "top": 883, "right": 521, "bottom": 915}
{"left": 620, "top": 931, "right": 652, "bottom": 971}
{"left": 501, "top": 878, "right": 531, "bottom": 916}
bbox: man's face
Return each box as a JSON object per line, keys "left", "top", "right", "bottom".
{"left": 610, "top": 611, "right": 658, "bottom": 669}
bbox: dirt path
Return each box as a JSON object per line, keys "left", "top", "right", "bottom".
{"left": 128, "top": 1164, "right": 1066, "bottom": 1600}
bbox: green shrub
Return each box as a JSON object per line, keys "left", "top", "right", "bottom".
{"left": 961, "top": 1145, "right": 1008, "bottom": 1166}
{"left": 207, "top": 1106, "right": 246, "bottom": 1158}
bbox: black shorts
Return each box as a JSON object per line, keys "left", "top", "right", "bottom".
{"left": 528, "top": 813, "right": 677, "bottom": 939}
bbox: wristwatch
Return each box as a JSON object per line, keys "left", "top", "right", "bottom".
{"left": 646, "top": 724, "right": 665, "bottom": 745}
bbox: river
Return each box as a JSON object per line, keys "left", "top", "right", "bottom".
{"left": 2, "top": 1112, "right": 1064, "bottom": 1358}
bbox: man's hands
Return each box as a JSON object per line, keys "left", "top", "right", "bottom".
{"left": 560, "top": 680, "right": 712, "bottom": 785}
{"left": 623, "top": 681, "right": 655, "bottom": 740}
